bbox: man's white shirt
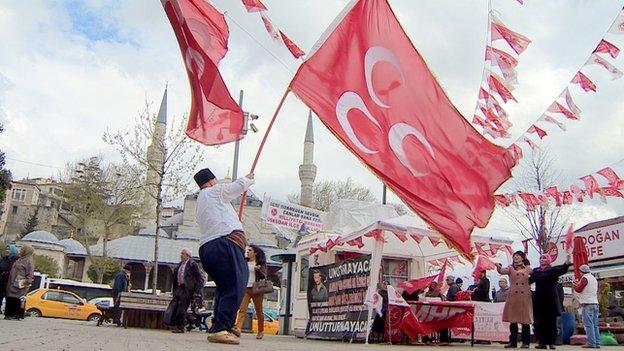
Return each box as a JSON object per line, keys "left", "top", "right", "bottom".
{"left": 195, "top": 177, "right": 254, "bottom": 247}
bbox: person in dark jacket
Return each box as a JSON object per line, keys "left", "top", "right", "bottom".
{"left": 0, "top": 246, "right": 18, "bottom": 314}
{"left": 530, "top": 254, "right": 571, "bottom": 350}
{"left": 168, "top": 248, "right": 205, "bottom": 333}
{"left": 446, "top": 276, "right": 461, "bottom": 301}
{"left": 555, "top": 282, "right": 565, "bottom": 345}
{"left": 472, "top": 270, "right": 491, "bottom": 302}
{"left": 111, "top": 265, "right": 131, "bottom": 327}
{"left": 234, "top": 245, "right": 268, "bottom": 339}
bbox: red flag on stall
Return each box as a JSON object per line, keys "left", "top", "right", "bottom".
{"left": 400, "top": 274, "right": 438, "bottom": 294}
{"left": 162, "top": 0, "right": 244, "bottom": 146}
{"left": 594, "top": 39, "right": 620, "bottom": 59}
{"left": 436, "top": 259, "right": 448, "bottom": 284}
{"left": 241, "top": 0, "right": 267, "bottom": 12}
{"left": 573, "top": 236, "right": 589, "bottom": 281}
{"left": 279, "top": 31, "right": 305, "bottom": 58}
{"left": 571, "top": 71, "right": 597, "bottom": 92}
{"left": 288, "top": 0, "right": 515, "bottom": 258}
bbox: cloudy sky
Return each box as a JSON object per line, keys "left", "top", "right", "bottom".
{"left": 1, "top": 0, "right": 624, "bottom": 252}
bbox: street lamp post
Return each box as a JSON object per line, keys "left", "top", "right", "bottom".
{"left": 232, "top": 90, "right": 259, "bottom": 181}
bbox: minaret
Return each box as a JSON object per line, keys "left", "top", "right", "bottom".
{"left": 142, "top": 88, "right": 167, "bottom": 225}
{"left": 298, "top": 111, "right": 317, "bottom": 207}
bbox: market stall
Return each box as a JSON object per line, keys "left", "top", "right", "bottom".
{"left": 291, "top": 201, "right": 514, "bottom": 342}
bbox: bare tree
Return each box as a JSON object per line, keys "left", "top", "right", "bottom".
{"left": 502, "top": 148, "right": 569, "bottom": 253}
{"left": 289, "top": 177, "right": 377, "bottom": 212}
{"left": 103, "top": 100, "right": 202, "bottom": 293}
{"left": 62, "top": 156, "right": 142, "bottom": 283}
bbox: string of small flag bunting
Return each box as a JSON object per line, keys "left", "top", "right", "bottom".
{"left": 506, "top": 6, "right": 624, "bottom": 163}
{"left": 495, "top": 160, "right": 624, "bottom": 211}
{"left": 240, "top": 0, "right": 305, "bottom": 59}
{"left": 471, "top": 1, "right": 532, "bottom": 139}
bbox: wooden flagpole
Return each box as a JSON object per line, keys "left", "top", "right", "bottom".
{"left": 238, "top": 88, "right": 291, "bottom": 220}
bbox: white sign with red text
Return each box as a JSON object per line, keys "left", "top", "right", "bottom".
{"left": 452, "top": 302, "right": 509, "bottom": 342}
{"left": 549, "top": 220, "right": 624, "bottom": 265}
{"left": 261, "top": 196, "right": 326, "bottom": 234}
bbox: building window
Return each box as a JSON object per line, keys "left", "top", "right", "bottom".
{"left": 299, "top": 255, "right": 309, "bottom": 293}
{"left": 11, "top": 188, "right": 26, "bottom": 201}
{"left": 12, "top": 206, "right": 18, "bottom": 214}
{"left": 382, "top": 258, "right": 409, "bottom": 287}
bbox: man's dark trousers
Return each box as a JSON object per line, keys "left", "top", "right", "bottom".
{"left": 199, "top": 236, "right": 248, "bottom": 333}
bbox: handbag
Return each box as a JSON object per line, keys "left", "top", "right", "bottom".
{"left": 252, "top": 279, "right": 273, "bottom": 295}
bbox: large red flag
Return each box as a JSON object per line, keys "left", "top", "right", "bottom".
{"left": 289, "top": 0, "right": 515, "bottom": 257}
{"left": 162, "top": 0, "right": 244, "bottom": 146}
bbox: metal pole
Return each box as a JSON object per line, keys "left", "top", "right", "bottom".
{"left": 232, "top": 90, "right": 244, "bottom": 180}
{"left": 382, "top": 184, "right": 387, "bottom": 205}
{"left": 284, "top": 260, "right": 293, "bottom": 334}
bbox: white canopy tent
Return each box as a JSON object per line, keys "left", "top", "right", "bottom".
{"left": 295, "top": 209, "right": 514, "bottom": 342}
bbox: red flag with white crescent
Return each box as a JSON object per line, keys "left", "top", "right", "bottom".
{"left": 241, "top": 0, "right": 267, "bottom": 12}
{"left": 594, "top": 39, "right": 620, "bottom": 59}
{"left": 586, "top": 53, "right": 623, "bottom": 80}
{"left": 540, "top": 114, "right": 567, "bottom": 131}
{"left": 597, "top": 167, "right": 623, "bottom": 189}
{"left": 260, "top": 13, "right": 280, "bottom": 41}
{"left": 491, "top": 19, "right": 532, "bottom": 55}
{"left": 608, "top": 11, "right": 624, "bottom": 35}
{"left": 279, "top": 31, "right": 305, "bottom": 58}
{"left": 580, "top": 175, "right": 601, "bottom": 199}
{"left": 162, "top": 0, "right": 244, "bottom": 146}
{"left": 488, "top": 72, "right": 517, "bottom": 102}
{"left": 548, "top": 101, "right": 578, "bottom": 120}
{"left": 527, "top": 125, "right": 547, "bottom": 139}
{"left": 571, "top": 71, "right": 597, "bottom": 92}
{"left": 560, "top": 87, "right": 582, "bottom": 116}
{"left": 288, "top": 0, "right": 515, "bottom": 258}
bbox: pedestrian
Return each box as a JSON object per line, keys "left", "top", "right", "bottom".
{"left": 168, "top": 248, "right": 204, "bottom": 333}
{"left": 555, "top": 282, "right": 565, "bottom": 345}
{"left": 234, "top": 245, "right": 268, "bottom": 340}
{"left": 530, "top": 253, "right": 571, "bottom": 349}
{"left": 574, "top": 264, "right": 600, "bottom": 349}
{"left": 472, "top": 270, "right": 491, "bottom": 302}
{"left": 446, "top": 276, "right": 459, "bottom": 301}
{"left": 4, "top": 245, "right": 34, "bottom": 320}
{"left": 194, "top": 168, "right": 254, "bottom": 345}
{"left": 492, "top": 277, "right": 510, "bottom": 303}
{"left": 496, "top": 251, "right": 533, "bottom": 349}
{"left": 0, "top": 245, "right": 18, "bottom": 314}
{"left": 111, "top": 265, "right": 131, "bottom": 327}
{"left": 424, "top": 281, "right": 445, "bottom": 300}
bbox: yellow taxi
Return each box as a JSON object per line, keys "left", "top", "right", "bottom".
{"left": 25, "top": 288, "right": 102, "bottom": 322}
{"left": 251, "top": 311, "right": 279, "bottom": 335}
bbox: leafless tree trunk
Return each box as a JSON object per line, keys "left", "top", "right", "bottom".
{"left": 502, "top": 148, "right": 569, "bottom": 253}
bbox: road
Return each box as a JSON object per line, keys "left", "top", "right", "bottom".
{"left": 0, "top": 317, "right": 616, "bottom": 351}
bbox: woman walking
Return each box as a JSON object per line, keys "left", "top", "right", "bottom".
{"left": 496, "top": 251, "right": 533, "bottom": 349}
{"left": 5, "top": 245, "right": 34, "bottom": 320}
{"left": 234, "top": 245, "right": 268, "bottom": 339}
{"left": 530, "top": 254, "right": 571, "bottom": 349}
